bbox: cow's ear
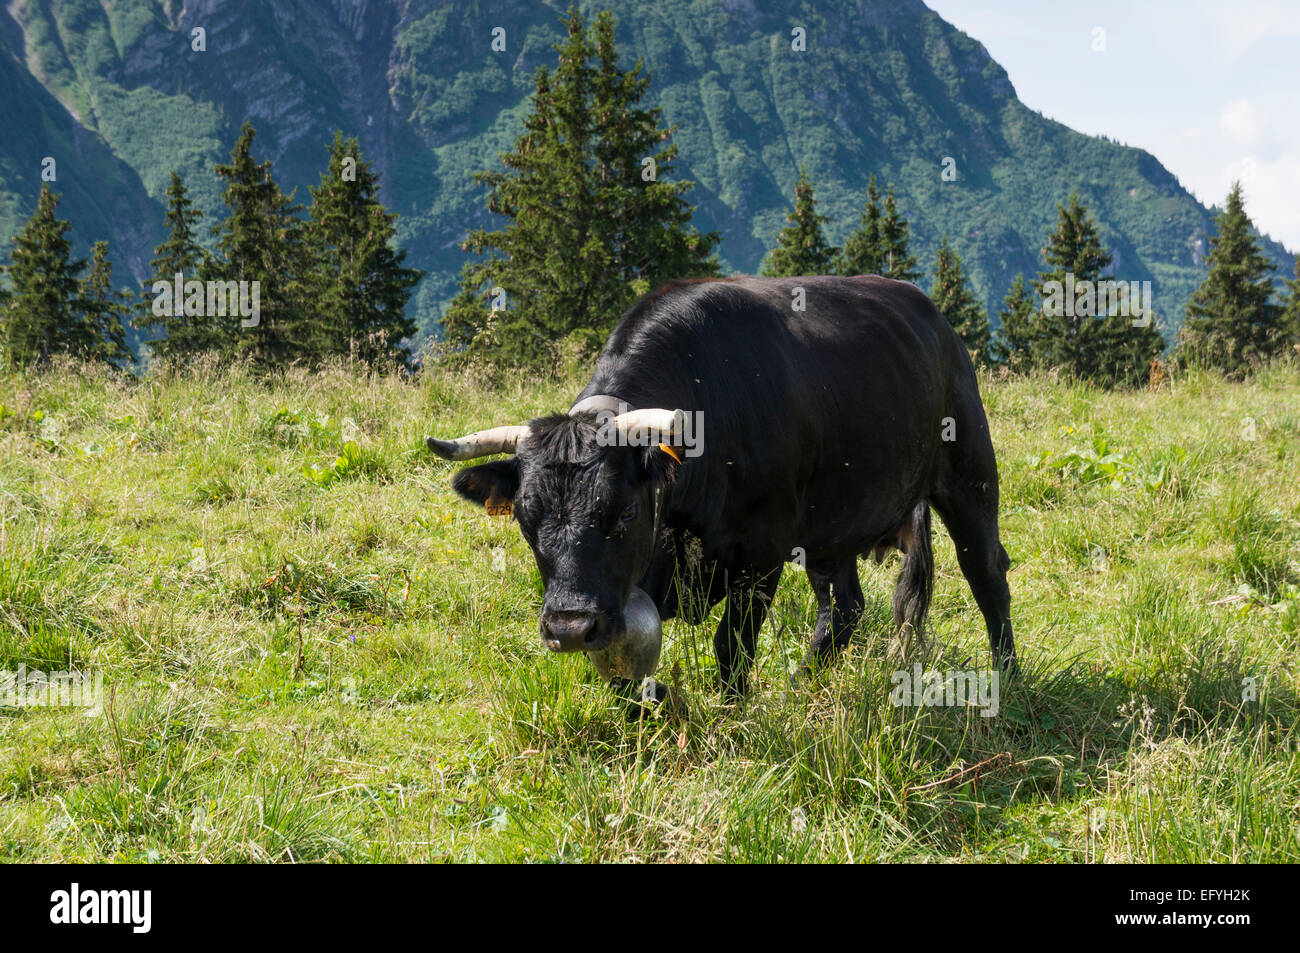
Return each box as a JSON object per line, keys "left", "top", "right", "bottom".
{"left": 452, "top": 459, "right": 519, "bottom": 515}
{"left": 639, "top": 443, "right": 682, "bottom": 490}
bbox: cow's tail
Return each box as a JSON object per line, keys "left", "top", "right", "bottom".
{"left": 892, "top": 501, "right": 934, "bottom": 653}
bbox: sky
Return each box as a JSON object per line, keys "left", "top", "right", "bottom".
{"left": 925, "top": 0, "right": 1300, "bottom": 251}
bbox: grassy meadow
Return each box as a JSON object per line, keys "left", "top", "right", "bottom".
{"left": 1, "top": 357, "right": 1298, "bottom": 863}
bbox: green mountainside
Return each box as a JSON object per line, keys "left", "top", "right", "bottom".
{"left": 3, "top": 0, "right": 1294, "bottom": 341}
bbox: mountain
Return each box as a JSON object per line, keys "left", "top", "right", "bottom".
{"left": 3, "top": 0, "right": 1294, "bottom": 343}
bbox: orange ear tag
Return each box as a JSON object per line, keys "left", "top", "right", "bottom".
{"left": 484, "top": 486, "right": 512, "bottom": 517}
{"left": 658, "top": 443, "right": 684, "bottom": 464}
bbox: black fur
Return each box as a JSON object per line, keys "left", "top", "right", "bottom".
{"left": 451, "top": 275, "right": 1016, "bottom": 694}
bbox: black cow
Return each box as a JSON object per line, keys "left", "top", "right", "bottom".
{"left": 428, "top": 275, "right": 1015, "bottom": 699}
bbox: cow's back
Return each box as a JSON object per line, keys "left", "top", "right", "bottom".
{"left": 581, "top": 275, "right": 973, "bottom": 566}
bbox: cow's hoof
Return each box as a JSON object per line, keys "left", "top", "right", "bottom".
{"left": 630, "top": 684, "right": 691, "bottom": 723}
{"left": 998, "top": 654, "right": 1021, "bottom": 681}
{"left": 610, "top": 677, "right": 683, "bottom": 722}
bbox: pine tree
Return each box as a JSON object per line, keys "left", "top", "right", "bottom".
{"left": 1090, "top": 298, "right": 1167, "bottom": 388}
{"left": 439, "top": 270, "right": 493, "bottom": 356}
{"left": 79, "top": 241, "right": 130, "bottom": 365}
{"left": 1035, "top": 192, "right": 1162, "bottom": 385}
{"left": 880, "top": 186, "right": 921, "bottom": 282}
{"left": 590, "top": 14, "right": 719, "bottom": 302}
{"left": 1, "top": 186, "right": 86, "bottom": 366}
{"left": 991, "top": 273, "right": 1036, "bottom": 369}
{"left": 1178, "top": 182, "right": 1279, "bottom": 377}
{"left": 450, "top": 7, "right": 718, "bottom": 365}
{"left": 212, "top": 122, "right": 311, "bottom": 366}
{"left": 760, "top": 171, "right": 838, "bottom": 277}
{"left": 931, "top": 234, "right": 990, "bottom": 361}
{"left": 1035, "top": 192, "right": 1108, "bottom": 373}
{"left": 837, "top": 174, "right": 885, "bottom": 276}
{"left": 144, "top": 171, "right": 215, "bottom": 362}
{"left": 1279, "top": 257, "right": 1300, "bottom": 358}
{"left": 307, "top": 131, "right": 422, "bottom": 366}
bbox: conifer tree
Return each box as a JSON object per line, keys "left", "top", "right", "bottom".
{"left": 79, "top": 241, "right": 130, "bottom": 365}
{"left": 144, "top": 171, "right": 215, "bottom": 362}
{"left": 931, "top": 234, "right": 990, "bottom": 360}
{"left": 307, "top": 132, "right": 422, "bottom": 366}
{"left": 991, "top": 273, "right": 1036, "bottom": 369}
{"left": 1090, "top": 299, "right": 1167, "bottom": 387}
{"left": 837, "top": 174, "right": 885, "bottom": 276}
{"left": 880, "top": 186, "right": 921, "bottom": 282}
{"left": 440, "top": 264, "right": 493, "bottom": 356}
{"left": 760, "top": 170, "right": 838, "bottom": 277}
{"left": 590, "top": 14, "right": 719, "bottom": 301}
{"left": 212, "top": 122, "right": 310, "bottom": 366}
{"left": 1035, "top": 192, "right": 1162, "bottom": 385}
{"left": 449, "top": 7, "right": 717, "bottom": 364}
{"left": 1035, "top": 192, "right": 1109, "bottom": 373}
{"left": 1279, "top": 257, "right": 1300, "bottom": 357}
{"left": 1177, "top": 182, "right": 1279, "bottom": 377}
{"left": 1, "top": 187, "right": 86, "bottom": 366}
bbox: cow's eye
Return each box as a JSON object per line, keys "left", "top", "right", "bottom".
{"left": 619, "top": 503, "right": 638, "bottom": 525}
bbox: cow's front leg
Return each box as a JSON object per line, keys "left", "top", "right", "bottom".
{"left": 714, "top": 565, "right": 783, "bottom": 701}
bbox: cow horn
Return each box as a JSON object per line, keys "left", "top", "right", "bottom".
{"left": 426, "top": 424, "right": 529, "bottom": 461}
{"left": 612, "top": 408, "right": 684, "bottom": 438}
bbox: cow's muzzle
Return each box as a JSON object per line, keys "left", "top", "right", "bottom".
{"left": 540, "top": 610, "right": 612, "bottom": 653}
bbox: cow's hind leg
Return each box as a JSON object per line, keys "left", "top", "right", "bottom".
{"left": 714, "top": 565, "right": 783, "bottom": 701}
{"left": 931, "top": 469, "right": 1016, "bottom": 673}
{"left": 800, "top": 558, "right": 865, "bottom": 675}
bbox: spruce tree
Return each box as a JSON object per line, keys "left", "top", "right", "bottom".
{"left": 991, "top": 273, "right": 1036, "bottom": 369}
{"left": 439, "top": 271, "right": 493, "bottom": 356}
{"left": 451, "top": 7, "right": 717, "bottom": 365}
{"left": 590, "top": 14, "right": 719, "bottom": 303}
{"left": 307, "top": 131, "right": 422, "bottom": 366}
{"left": 837, "top": 174, "right": 885, "bottom": 276}
{"left": 145, "top": 171, "right": 215, "bottom": 362}
{"left": 1035, "top": 192, "right": 1161, "bottom": 385}
{"left": 212, "top": 122, "right": 310, "bottom": 366}
{"left": 760, "top": 171, "right": 838, "bottom": 277}
{"left": 931, "top": 234, "right": 990, "bottom": 361}
{"left": 79, "top": 241, "right": 130, "bottom": 365}
{"left": 880, "top": 186, "right": 921, "bottom": 282}
{"left": 1035, "top": 192, "right": 1108, "bottom": 373}
{"left": 1, "top": 186, "right": 85, "bottom": 366}
{"left": 1091, "top": 298, "right": 1166, "bottom": 387}
{"left": 1178, "top": 182, "right": 1278, "bottom": 377}
{"left": 1279, "top": 256, "right": 1300, "bottom": 358}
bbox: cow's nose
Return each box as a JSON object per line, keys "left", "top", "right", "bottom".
{"left": 540, "top": 611, "right": 602, "bottom": 653}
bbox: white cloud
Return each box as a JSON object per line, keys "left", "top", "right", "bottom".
{"left": 1233, "top": 157, "right": 1300, "bottom": 245}
{"left": 1204, "top": 0, "right": 1300, "bottom": 62}
{"left": 1218, "top": 98, "right": 1265, "bottom": 146}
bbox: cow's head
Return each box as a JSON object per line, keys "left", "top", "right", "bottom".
{"left": 428, "top": 409, "right": 683, "bottom": 654}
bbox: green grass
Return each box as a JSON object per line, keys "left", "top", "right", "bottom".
{"left": 1, "top": 356, "right": 1298, "bottom": 862}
